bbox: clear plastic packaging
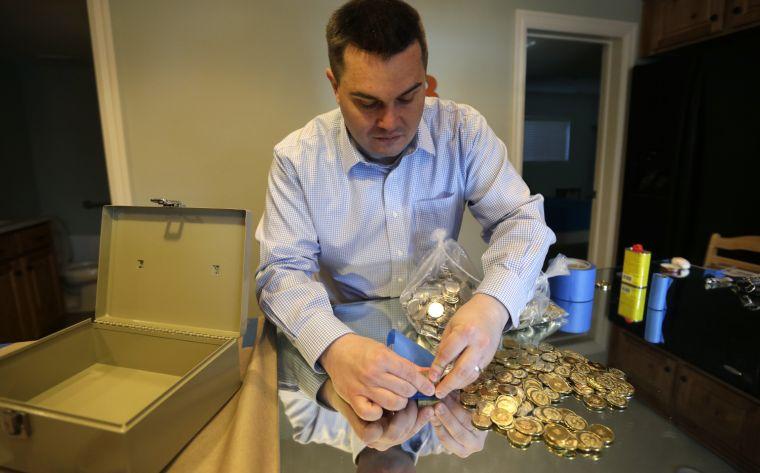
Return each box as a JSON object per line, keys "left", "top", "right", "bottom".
{"left": 400, "top": 229, "right": 481, "bottom": 345}
{"left": 400, "top": 230, "right": 570, "bottom": 346}
{"left": 512, "top": 254, "right": 570, "bottom": 331}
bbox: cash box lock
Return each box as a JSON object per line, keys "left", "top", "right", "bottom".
{"left": 2, "top": 410, "right": 31, "bottom": 439}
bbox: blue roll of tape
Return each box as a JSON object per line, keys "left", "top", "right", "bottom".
{"left": 386, "top": 329, "right": 435, "bottom": 400}
{"left": 549, "top": 258, "right": 597, "bottom": 302}
{"left": 648, "top": 273, "right": 673, "bottom": 310}
{"left": 644, "top": 307, "right": 666, "bottom": 344}
{"left": 556, "top": 299, "right": 594, "bottom": 334}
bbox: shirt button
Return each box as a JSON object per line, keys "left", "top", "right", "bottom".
{"left": 397, "top": 277, "right": 404, "bottom": 283}
{"left": 392, "top": 211, "right": 399, "bottom": 218}
{"left": 396, "top": 249, "right": 404, "bottom": 257}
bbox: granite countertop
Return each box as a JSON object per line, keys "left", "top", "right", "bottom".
{"left": 0, "top": 218, "right": 51, "bottom": 235}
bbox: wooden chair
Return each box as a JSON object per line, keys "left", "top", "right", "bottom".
{"left": 704, "top": 233, "right": 760, "bottom": 273}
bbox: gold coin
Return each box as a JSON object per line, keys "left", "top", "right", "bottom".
{"left": 529, "top": 389, "right": 551, "bottom": 407}
{"left": 588, "top": 423, "right": 615, "bottom": 445}
{"left": 574, "top": 385, "right": 595, "bottom": 397}
{"left": 577, "top": 430, "right": 604, "bottom": 453}
{"left": 608, "top": 367, "right": 626, "bottom": 379}
{"left": 563, "top": 413, "right": 588, "bottom": 431}
{"left": 496, "top": 371, "right": 514, "bottom": 384}
{"left": 606, "top": 392, "right": 629, "bottom": 410}
{"left": 460, "top": 393, "right": 479, "bottom": 407}
{"left": 532, "top": 406, "right": 548, "bottom": 423}
{"left": 496, "top": 395, "right": 519, "bottom": 415}
{"left": 514, "top": 416, "right": 544, "bottom": 437}
{"left": 583, "top": 393, "right": 607, "bottom": 411}
{"left": 538, "top": 342, "right": 555, "bottom": 352}
{"left": 511, "top": 369, "right": 527, "bottom": 379}
{"left": 507, "top": 429, "right": 532, "bottom": 448}
{"left": 472, "top": 413, "right": 493, "bottom": 430}
{"left": 523, "top": 378, "right": 543, "bottom": 391}
{"left": 516, "top": 400, "right": 534, "bottom": 417}
{"left": 588, "top": 361, "right": 606, "bottom": 371}
{"left": 542, "top": 406, "right": 563, "bottom": 423}
{"left": 570, "top": 372, "right": 588, "bottom": 386}
{"left": 490, "top": 408, "right": 514, "bottom": 429}
{"left": 502, "top": 338, "right": 519, "bottom": 349}
{"left": 479, "top": 387, "right": 498, "bottom": 401}
{"left": 556, "top": 407, "right": 575, "bottom": 417}
{"left": 545, "top": 389, "right": 561, "bottom": 403}
{"left": 554, "top": 365, "right": 571, "bottom": 377}
{"left": 561, "top": 432, "right": 579, "bottom": 451}
{"left": 543, "top": 422, "right": 571, "bottom": 446}
{"left": 462, "top": 383, "right": 480, "bottom": 394}
{"left": 498, "top": 384, "right": 519, "bottom": 397}
{"left": 476, "top": 400, "right": 495, "bottom": 416}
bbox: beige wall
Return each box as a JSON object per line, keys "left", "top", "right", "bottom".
{"left": 106, "top": 0, "right": 640, "bottom": 316}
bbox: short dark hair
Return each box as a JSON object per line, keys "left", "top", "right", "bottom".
{"left": 326, "top": 0, "right": 428, "bottom": 83}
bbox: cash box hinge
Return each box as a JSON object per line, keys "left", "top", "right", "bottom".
{"left": 2, "top": 410, "right": 31, "bottom": 439}
{"left": 95, "top": 319, "right": 231, "bottom": 340}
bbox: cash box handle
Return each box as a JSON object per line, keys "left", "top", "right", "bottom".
{"left": 2, "top": 409, "right": 31, "bottom": 439}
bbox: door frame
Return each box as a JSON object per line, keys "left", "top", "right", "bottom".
{"left": 512, "top": 10, "right": 638, "bottom": 354}
{"left": 87, "top": 0, "right": 133, "bottom": 205}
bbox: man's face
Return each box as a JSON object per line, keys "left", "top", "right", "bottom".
{"left": 327, "top": 42, "right": 427, "bottom": 160}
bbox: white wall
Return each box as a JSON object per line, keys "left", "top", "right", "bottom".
{"left": 106, "top": 0, "right": 640, "bottom": 316}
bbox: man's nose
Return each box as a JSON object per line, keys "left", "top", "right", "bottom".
{"left": 377, "top": 104, "right": 399, "bottom": 130}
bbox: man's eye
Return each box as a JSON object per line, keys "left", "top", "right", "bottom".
{"left": 358, "top": 101, "right": 379, "bottom": 109}
{"left": 397, "top": 97, "right": 413, "bottom": 105}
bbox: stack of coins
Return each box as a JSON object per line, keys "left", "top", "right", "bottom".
{"left": 462, "top": 339, "right": 627, "bottom": 460}
{"left": 402, "top": 275, "right": 474, "bottom": 344}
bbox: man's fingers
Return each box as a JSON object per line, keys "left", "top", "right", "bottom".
{"left": 429, "top": 330, "right": 469, "bottom": 383}
{"left": 368, "top": 387, "right": 409, "bottom": 412}
{"left": 352, "top": 395, "right": 383, "bottom": 421}
{"left": 441, "top": 393, "right": 472, "bottom": 425}
{"left": 435, "top": 346, "right": 481, "bottom": 398}
{"left": 377, "top": 373, "right": 418, "bottom": 398}
{"left": 383, "top": 402, "right": 417, "bottom": 443}
{"left": 431, "top": 419, "right": 467, "bottom": 458}
{"left": 386, "top": 354, "right": 435, "bottom": 397}
{"left": 434, "top": 402, "right": 475, "bottom": 446}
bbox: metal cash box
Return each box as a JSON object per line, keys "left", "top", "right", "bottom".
{"left": 0, "top": 205, "right": 252, "bottom": 472}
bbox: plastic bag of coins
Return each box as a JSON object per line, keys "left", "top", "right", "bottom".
{"left": 399, "top": 231, "right": 481, "bottom": 345}
{"left": 458, "top": 339, "right": 634, "bottom": 461}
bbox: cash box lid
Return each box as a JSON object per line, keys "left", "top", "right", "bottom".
{"left": 94, "top": 206, "right": 251, "bottom": 338}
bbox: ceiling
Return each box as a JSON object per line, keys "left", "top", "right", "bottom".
{"left": 0, "top": 0, "right": 92, "bottom": 62}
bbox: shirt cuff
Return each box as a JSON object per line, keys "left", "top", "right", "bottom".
{"left": 474, "top": 267, "right": 534, "bottom": 330}
{"left": 292, "top": 311, "right": 355, "bottom": 374}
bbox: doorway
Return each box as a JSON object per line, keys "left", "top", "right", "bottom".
{"left": 0, "top": 0, "right": 110, "bottom": 335}
{"left": 511, "top": 10, "right": 638, "bottom": 353}
{"left": 522, "top": 33, "right": 605, "bottom": 262}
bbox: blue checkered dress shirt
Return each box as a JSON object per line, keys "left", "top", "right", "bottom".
{"left": 256, "top": 97, "right": 555, "bottom": 371}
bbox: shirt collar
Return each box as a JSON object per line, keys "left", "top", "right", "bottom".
{"left": 337, "top": 113, "right": 436, "bottom": 175}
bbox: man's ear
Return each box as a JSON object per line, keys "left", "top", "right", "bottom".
{"left": 325, "top": 68, "right": 339, "bottom": 100}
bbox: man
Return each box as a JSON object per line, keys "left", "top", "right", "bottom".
{"left": 256, "top": 0, "right": 554, "bottom": 423}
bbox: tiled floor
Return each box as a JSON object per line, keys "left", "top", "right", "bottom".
{"left": 280, "top": 385, "right": 738, "bottom": 473}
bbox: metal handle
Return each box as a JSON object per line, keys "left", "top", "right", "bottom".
{"left": 710, "top": 13, "right": 719, "bottom": 21}
{"left": 680, "top": 375, "right": 688, "bottom": 383}
{"left": 150, "top": 198, "right": 185, "bottom": 208}
{"left": 1, "top": 410, "right": 30, "bottom": 439}
{"left": 664, "top": 366, "right": 671, "bottom": 373}
{"left": 733, "top": 5, "right": 743, "bottom": 14}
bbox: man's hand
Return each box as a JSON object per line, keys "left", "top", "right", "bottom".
{"left": 319, "top": 379, "right": 434, "bottom": 451}
{"left": 428, "top": 293, "right": 509, "bottom": 398}
{"left": 320, "top": 333, "right": 436, "bottom": 421}
{"left": 431, "top": 393, "right": 488, "bottom": 458}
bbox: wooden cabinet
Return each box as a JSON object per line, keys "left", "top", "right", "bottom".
{"left": 608, "top": 325, "right": 677, "bottom": 416}
{"left": 641, "top": 0, "right": 760, "bottom": 56}
{"left": 725, "top": 0, "right": 760, "bottom": 28}
{"left": 609, "top": 325, "right": 760, "bottom": 472}
{"left": 0, "top": 222, "right": 63, "bottom": 342}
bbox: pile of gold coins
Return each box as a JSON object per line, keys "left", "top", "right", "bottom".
{"left": 461, "top": 339, "right": 633, "bottom": 460}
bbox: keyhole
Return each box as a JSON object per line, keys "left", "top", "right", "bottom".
{"left": 137, "top": 259, "right": 144, "bottom": 269}
{"left": 212, "top": 264, "right": 221, "bottom": 276}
